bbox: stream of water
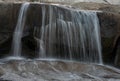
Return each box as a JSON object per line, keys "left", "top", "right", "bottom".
{"left": 11, "top": 3, "right": 102, "bottom": 64}
{"left": 39, "top": 5, "right": 102, "bottom": 64}
{"left": 12, "top": 3, "right": 30, "bottom": 57}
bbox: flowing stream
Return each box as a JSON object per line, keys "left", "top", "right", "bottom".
{"left": 12, "top": 3, "right": 30, "bottom": 57}
{"left": 11, "top": 3, "right": 102, "bottom": 64}
{"left": 39, "top": 5, "right": 102, "bottom": 64}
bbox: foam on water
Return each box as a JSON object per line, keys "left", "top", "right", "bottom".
{"left": 4, "top": 56, "right": 25, "bottom": 61}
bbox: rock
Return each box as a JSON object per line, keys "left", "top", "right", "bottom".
{"left": 0, "top": 67, "right": 5, "bottom": 77}
{"left": 97, "top": 12, "right": 120, "bottom": 64}
{"left": 114, "top": 37, "right": 120, "bottom": 67}
{"left": 72, "top": 2, "right": 120, "bottom": 14}
{"left": 0, "top": 60, "right": 120, "bottom": 81}
{"left": 0, "top": 3, "right": 13, "bottom": 57}
{"left": 1, "top": 0, "right": 120, "bottom": 5}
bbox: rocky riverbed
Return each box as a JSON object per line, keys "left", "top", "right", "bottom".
{"left": 0, "top": 59, "right": 119, "bottom": 81}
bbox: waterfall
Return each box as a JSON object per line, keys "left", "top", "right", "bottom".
{"left": 11, "top": 3, "right": 102, "bottom": 64}
{"left": 39, "top": 5, "right": 46, "bottom": 58}
{"left": 39, "top": 5, "right": 102, "bottom": 64}
{"left": 12, "top": 3, "right": 29, "bottom": 57}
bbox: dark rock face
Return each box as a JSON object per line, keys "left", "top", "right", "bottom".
{"left": 0, "top": 3, "right": 14, "bottom": 57}
{"left": 114, "top": 37, "right": 120, "bottom": 67}
{"left": 97, "top": 12, "right": 120, "bottom": 66}
{"left": 0, "top": 3, "right": 120, "bottom": 67}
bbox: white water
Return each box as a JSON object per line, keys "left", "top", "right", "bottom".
{"left": 71, "top": 11, "right": 102, "bottom": 63}
{"left": 39, "top": 5, "right": 46, "bottom": 58}
{"left": 12, "top": 3, "right": 30, "bottom": 57}
{"left": 39, "top": 5, "right": 103, "bottom": 64}
{"left": 11, "top": 3, "right": 102, "bottom": 64}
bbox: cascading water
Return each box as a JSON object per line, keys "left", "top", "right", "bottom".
{"left": 38, "top": 5, "right": 102, "bottom": 64}
{"left": 39, "top": 5, "right": 46, "bottom": 58}
{"left": 1, "top": 2, "right": 120, "bottom": 81}
{"left": 71, "top": 11, "right": 103, "bottom": 63}
{"left": 11, "top": 2, "right": 102, "bottom": 64}
{"left": 12, "top": 3, "right": 30, "bottom": 57}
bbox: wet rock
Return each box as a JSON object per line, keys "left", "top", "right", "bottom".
{"left": 114, "top": 37, "right": 120, "bottom": 67}
{"left": 97, "top": 12, "right": 120, "bottom": 65}
{"left": 0, "top": 3, "right": 13, "bottom": 57}
{"left": 0, "top": 68, "right": 4, "bottom": 77}
{"left": 0, "top": 79, "right": 11, "bottom": 81}
{"left": 0, "top": 60, "right": 120, "bottom": 81}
